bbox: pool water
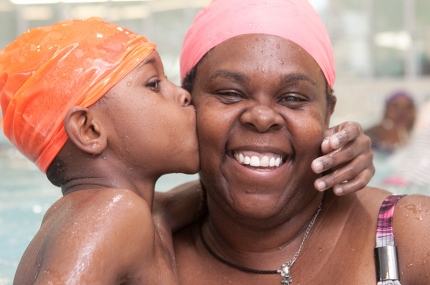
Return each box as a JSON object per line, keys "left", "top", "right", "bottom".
{"left": 0, "top": 132, "right": 197, "bottom": 284}
{"left": 1, "top": 132, "right": 429, "bottom": 284}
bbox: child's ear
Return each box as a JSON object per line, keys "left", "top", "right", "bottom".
{"left": 64, "top": 106, "right": 107, "bottom": 155}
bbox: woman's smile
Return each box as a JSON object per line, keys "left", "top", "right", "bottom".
{"left": 232, "top": 150, "right": 285, "bottom": 168}
{"left": 192, "top": 33, "right": 331, "bottom": 218}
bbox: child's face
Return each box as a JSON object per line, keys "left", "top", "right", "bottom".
{"left": 98, "top": 51, "right": 199, "bottom": 178}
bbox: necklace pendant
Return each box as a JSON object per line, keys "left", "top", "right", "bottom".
{"left": 278, "top": 263, "right": 292, "bottom": 285}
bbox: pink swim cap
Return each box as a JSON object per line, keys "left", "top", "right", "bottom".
{"left": 0, "top": 18, "right": 155, "bottom": 173}
{"left": 180, "top": 0, "right": 335, "bottom": 87}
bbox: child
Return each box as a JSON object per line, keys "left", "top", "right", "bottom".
{"left": 0, "top": 18, "right": 200, "bottom": 284}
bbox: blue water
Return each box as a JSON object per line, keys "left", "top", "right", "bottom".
{"left": 0, "top": 132, "right": 197, "bottom": 284}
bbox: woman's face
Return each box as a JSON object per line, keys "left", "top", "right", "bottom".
{"left": 191, "top": 34, "right": 335, "bottom": 219}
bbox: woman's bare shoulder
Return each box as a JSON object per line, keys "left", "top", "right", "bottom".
{"left": 392, "top": 194, "right": 430, "bottom": 284}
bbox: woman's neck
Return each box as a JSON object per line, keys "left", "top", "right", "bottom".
{"left": 201, "top": 191, "right": 328, "bottom": 271}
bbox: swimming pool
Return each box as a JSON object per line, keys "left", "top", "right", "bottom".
{"left": 0, "top": 132, "right": 198, "bottom": 284}
{"left": 1, "top": 131, "right": 429, "bottom": 284}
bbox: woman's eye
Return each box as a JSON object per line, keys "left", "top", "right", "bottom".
{"left": 282, "top": 96, "right": 300, "bottom": 101}
{"left": 215, "top": 90, "right": 244, "bottom": 103}
{"left": 218, "top": 91, "right": 240, "bottom": 97}
{"left": 146, "top": 79, "right": 161, "bottom": 90}
{"left": 279, "top": 95, "right": 304, "bottom": 103}
{"left": 277, "top": 94, "right": 307, "bottom": 107}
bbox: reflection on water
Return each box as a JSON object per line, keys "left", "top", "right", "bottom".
{"left": 0, "top": 132, "right": 197, "bottom": 284}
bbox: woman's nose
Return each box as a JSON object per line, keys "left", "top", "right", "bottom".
{"left": 240, "top": 104, "right": 284, "bottom": 132}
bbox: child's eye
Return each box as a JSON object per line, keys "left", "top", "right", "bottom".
{"left": 146, "top": 79, "right": 161, "bottom": 90}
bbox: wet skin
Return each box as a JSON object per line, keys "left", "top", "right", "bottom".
{"left": 173, "top": 34, "right": 430, "bottom": 285}
{"left": 14, "top": 51, "right": 200, "bottom": 285}
{"left": 191, "top": 34, "right": 334, "bottom": 224}
{"left": 94, "top": 51, "right": 199, "bottom": 186}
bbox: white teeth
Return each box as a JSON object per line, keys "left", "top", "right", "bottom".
{"left": 250, "top": 156, "right": 260, "bottom": 167}
{"left": 239, "top": 153, "right": 244, "bottom": 163}
{"left": 260, "top": 156, "right": 269, "bottom": 167}
{"left": 269, "top": 157, "right": 275, "bottom": 167}
{"left": 234, "top": 152, "right": 283, "bottom": 168}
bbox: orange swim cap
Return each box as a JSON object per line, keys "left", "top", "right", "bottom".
{"left": 0, "top": 18, "right": 155, "bottom": 173}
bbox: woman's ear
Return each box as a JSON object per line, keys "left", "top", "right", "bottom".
{"left": 64, "top": 106, "right": 107, "bottom": 155}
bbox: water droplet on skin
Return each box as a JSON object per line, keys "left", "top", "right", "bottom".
{"left": 406, "top": 263, "right": 413, "bottom": 268}
{"left": 406, "top": 203, "right": 423, "bottom": 214}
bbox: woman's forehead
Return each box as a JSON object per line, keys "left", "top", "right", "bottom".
{"left": 199, "top": 34, "right": 324, "bottom": 84}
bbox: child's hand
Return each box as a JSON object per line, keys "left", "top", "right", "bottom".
{"left": 312, "top": 122, "right": 374, "bottom": 195}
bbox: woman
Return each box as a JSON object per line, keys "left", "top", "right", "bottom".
{"left": 173, "top": 0, "right": 430, "bottom": 284}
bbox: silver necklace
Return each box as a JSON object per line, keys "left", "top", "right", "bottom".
{"left": 199, "top": 203, "right": 322, "bottom": 285}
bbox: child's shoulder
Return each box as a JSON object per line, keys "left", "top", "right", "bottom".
{"left": 47, "top": 188, "right": 152, "bottom": 222}
{"left": 19, "top": 188, "right": 157, "bottom": 284}
{"left": 49, "top": 187, "right": 156, "bottom": 246}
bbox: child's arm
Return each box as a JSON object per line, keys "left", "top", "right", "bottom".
{"left": 152, "top": 180, "right": 205, "bottom": 234}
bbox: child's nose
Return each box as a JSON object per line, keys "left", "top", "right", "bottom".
{"left": 177, "top": 88, "right": 192, "bottom": 107}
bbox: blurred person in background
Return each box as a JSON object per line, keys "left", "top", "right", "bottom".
{"left": 382, "top": 98, "right": 430, "bottom": 193}
{"left": 365, "top": 90, "right": 416, "bottom": 187}
{"left": 364, "top": 90, "right": 416, "bottom": 154}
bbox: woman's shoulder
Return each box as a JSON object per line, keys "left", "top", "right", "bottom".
{"left": 393, "top": 193, "right": 430, "bottom": 229}
{"left": 353, "top": 191, "right": 430, "bottom": 284}
{"left": 344, "top": 185, "right": 392, "bottom": 210}
{"left": 393, "top": 194, "right": 430, "bottom": 283}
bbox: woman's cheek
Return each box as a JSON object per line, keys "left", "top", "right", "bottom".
{"left": 289, "top": 112, "right": 326, "bottom": 152}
